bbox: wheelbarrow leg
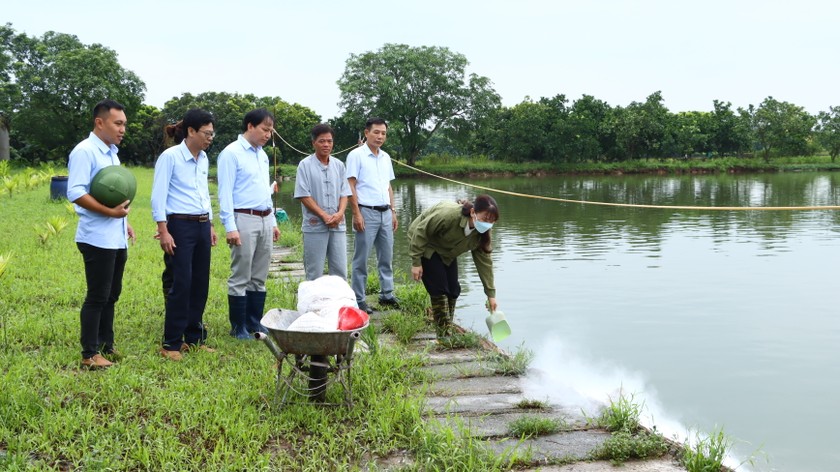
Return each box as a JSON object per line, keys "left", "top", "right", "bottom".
{"left": 309, "top": 355, "right": 329, "bottom": 402}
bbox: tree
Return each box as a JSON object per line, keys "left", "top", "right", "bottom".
{"left": 1, "top": 24, "right": 145, "bottom": 163}
{"left": 337, "top": 43, "right": 500, "bottom": 165}
{"left": 709, "top": 100, "right": 751, "bottom": 157}
{"left": 817, "top": 107, "right": 840, "bottom": 162}
{"left": 1, "top": 24, "right": 21, "bottom": 161}
{"left": 669, "top": 111, "right": 711, "bottom": 157}
{"left": 742, "top": 97, "right": 816, "bottom": 162}
{"left": 160, "top": 92, "right": 320, "bottom": 170}
{"left": 613, "top": 91, "right": 672, "bottom": 159}
{"left": 565, "top": 94, "right": 613, "bottom": 162}
{"left": 119, "top": 104, "right": 165, "bottom": 165}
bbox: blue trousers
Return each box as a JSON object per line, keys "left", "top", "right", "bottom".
{"left": 162, "top": 218, "right": 211, "bottom": 350}
{"left": 351, "top": 206, "right": 394, "bottom": 304}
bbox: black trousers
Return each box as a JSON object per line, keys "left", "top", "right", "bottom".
{"left": 77, "top": 243, "right": 127, "bottom": 358}
{"left": 162, "top": 218, "right": 211, "bottom": 350}
{"left": 420, "top": 252, "right": 461, "bottom": 299}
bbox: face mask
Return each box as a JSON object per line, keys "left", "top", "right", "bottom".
{"left": 473, "top": 216, "right": 494, "bottom": 234}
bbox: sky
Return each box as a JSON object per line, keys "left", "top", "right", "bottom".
{"left": 4, "top": 0, "right": 840, "bottom": 119}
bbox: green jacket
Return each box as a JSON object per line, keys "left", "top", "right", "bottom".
{"left": 407, "top": 201, "right": 496, "bottom": 298}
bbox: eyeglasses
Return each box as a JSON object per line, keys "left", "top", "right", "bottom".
{"left": 199, "top": 130, "right": 216, "bottom": 138}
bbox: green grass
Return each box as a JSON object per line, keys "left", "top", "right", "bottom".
{"left": 586, "top": 390, "right": 669, "bottom": 466}
{"left": 591, "top": 429, "right": 669, "bottom": 465}
{"left": 381, "top": 309, "right": 427, "bottom": 344}
{"left": 507, "top": 415, "right": 566, "bottom": 438}
{"left": 0, "top": 166, "right": 515, "bottom": 471}
{"left": 436, "top": 331, "right": 483, "bottom": 350}
{"left": 681, "top": 427, "right": 734, "bottom": 472}
{"left": 484, "top": 343, "right": 534, "bottom": 376}
{"left": 515, "top": 399, "right": 550, "bottom": 410}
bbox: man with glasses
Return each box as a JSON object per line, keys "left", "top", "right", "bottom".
{"left": 346, "top": 117, "right": 399, "bottom": 314}
{"left": 294, "top": 123, "right": 352, "bottom": 281}
{"left": 151, "top": 108, "right": 218, "bottom": 360}
{"left": 217, "top": 109, "right": 280, "bottom": 339}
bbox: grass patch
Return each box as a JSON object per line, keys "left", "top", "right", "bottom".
{"left": 587, "top": 390, "right": 669, "bottom": 465}
{"left": 485, "top": 344, "right": 534, "bottom": 376}
{"left": 0, "top": 166, "right": 513, "bottom": 471}
{"left": 515, "top": 399, "right": 550, "bottom": 410}
{"left": 436, "top": 331, "right": 483, "bottom": 350}
{"left": 591, "top": 429, "right": 669, "bottom": 465}
{"left": 508, "top": 415, "right": 565, "bottom": 438}
{"left": 680, "top": 427, "right": 761, "bottom": 472}
{"left": 594, "top": 389, "right": 643, "bottom": 433}
{"left": 381, "top": 310, "right": 427, "bottom": 345}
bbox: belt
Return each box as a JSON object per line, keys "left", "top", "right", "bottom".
{"left": 234, "top": 208, "right": 272, "bottom": 217}
{"left": 168, "top": 213, "right": 209, "bottom": 222}
{"left": 358, "top": 204, "right": 391, "bottom": 212}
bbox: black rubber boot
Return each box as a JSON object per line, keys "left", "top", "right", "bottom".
{"left": 245, "top": 290, "right": 268, "bottom": 334}
{"left": 228, "top": 295, "right": 249, "bottom": 339}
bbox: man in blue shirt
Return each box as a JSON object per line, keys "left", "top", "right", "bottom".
{"left": 217, "top": 109, "right": 280, "bottom": 339}
{"left": 346, "top": 117, "right": 399, "bottom": 314}
{"left": 151, "top": 109, "right": 218, "bottom": 360}
{"left": 67, "top": 99, "right": 135, "bottom": 369}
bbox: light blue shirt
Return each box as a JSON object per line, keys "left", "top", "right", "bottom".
{"left": 294, "top": 154, "right": 352, "bottom": 233}
{"left": 67, "top": 132, "right": 128, "bottom": 249}
{"left": 151, "top": 141, "right": 212, "bottom": 222}
{"left": 345, "top": 143, "right": 395, "bottom": 206}
{"left": 217, "top": 134, "right": 275, "bottom": 232}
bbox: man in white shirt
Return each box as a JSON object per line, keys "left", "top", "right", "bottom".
{"left": 346, "top": 118, "right": 399, "bottom": 314}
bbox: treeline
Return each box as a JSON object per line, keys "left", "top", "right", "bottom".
{"left": 465, "top": 92, "right": 840, "bottom": 164}
{"left": 2, "top": 25, "right": 840, "bottom": 167}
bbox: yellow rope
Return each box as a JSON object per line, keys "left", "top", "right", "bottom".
{"left": 271, "top": 129, "right": 361, "bottom": 157}
{"left": 392, "top": 159, "right": 840, "bottom": 211}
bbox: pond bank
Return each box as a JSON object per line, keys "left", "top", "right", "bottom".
{"left": 270, "top": 246, "right": 689, "bottom": 470}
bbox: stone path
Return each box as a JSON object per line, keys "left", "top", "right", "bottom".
{"left": 268, "top": 248, "right": 686, "bottom": 471}
{"left": 370, "top": 308, "right": 687, "bottom": 471}
{"left": 268, "top": 246, "right": 305, "bottom": 281}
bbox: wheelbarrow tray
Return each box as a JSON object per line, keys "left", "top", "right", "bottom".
{"left": 261, "top": 309, "right": 367, "bottom": 356}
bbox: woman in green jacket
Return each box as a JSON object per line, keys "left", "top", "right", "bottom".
{"left": 407, "top": 195, "right": 500, "bottom": 337}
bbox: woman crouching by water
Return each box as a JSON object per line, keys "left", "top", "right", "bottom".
{"left": 407, "top": 195, "right": 500, "bottom": 338}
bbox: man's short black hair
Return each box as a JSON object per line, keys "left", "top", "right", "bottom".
{"left": 310, "top": 123, "right": 335, "bottom": 141}
{"left": 243, "top": 108, "right": 275, "bottom": 132}
{"left": 365, "top": 117, "right": 388, "bottom": 130}
{"left": 92, "top": 99, "right": 125, "bottom": 120}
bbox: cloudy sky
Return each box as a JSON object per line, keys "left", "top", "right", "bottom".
{"left": 4, "top": 0, "right": 839, "bottom": 119}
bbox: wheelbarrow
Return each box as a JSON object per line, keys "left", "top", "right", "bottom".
{"left": 255, "top": 309, "right": 367, "bottom": 407}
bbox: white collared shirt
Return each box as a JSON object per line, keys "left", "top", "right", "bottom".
{"left": 345, "top": 143, "right": 394, "bottom": 206}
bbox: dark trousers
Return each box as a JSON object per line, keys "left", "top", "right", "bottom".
{"left": 162, "top": 218, "right": 211, "bottom": 350}
{"left": 420, "top": 252, "right": 461, "bottom": 298}
{"left": 77, "top": 243, "right": 127, "bottom": 359}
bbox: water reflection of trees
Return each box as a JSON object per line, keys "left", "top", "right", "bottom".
{"left": 395, "top": 173, "right": 840, "bottom": 251}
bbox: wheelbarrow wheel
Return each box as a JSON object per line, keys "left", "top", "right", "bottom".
{"left": 308, "top": 355, "right": 328, "bottom": 402}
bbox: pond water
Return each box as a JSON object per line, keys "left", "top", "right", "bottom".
{"left": 278, "top": 171, "right": 840, "bottom": 471}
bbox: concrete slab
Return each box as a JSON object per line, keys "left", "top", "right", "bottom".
{"left": 484, "top": 430, "right": 612, "bottom": 462}
{"left": 425, "top": 392, "right": 525, "bottom": 415}
{"left": 420, "top": 360, "right": 497, "bottom": 380}
{"left": 430, "top": 410, "right": 585, "bottom": 438}
{"left": 428, "top": 375, "right": 521, "bottom": 396}
{"left": 524, "top": 458, "right": 685, "bottom": 472}
{"left": 420, "top": 348, "right": 486, "bottom": 366}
